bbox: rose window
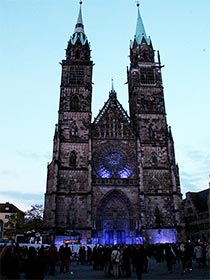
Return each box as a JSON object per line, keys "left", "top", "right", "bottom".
{"left": 93, "top": 147, "right": 135, "bottom": 179}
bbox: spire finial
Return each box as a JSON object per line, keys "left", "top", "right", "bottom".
{"left": 109, "top": 78, "right": 116, "bottom": 98}
{"left": 74, "top": 1, "right": 84, "bottom": 33}
{"left": 136, "top": 0, "right": 140, "bottom": 7}
{"left": 111, "top": 77, "right": 114, "bottom": 92}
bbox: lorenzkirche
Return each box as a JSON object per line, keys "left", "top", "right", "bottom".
{"left": 43, "top": 2, "right": 185, "bottom": 245}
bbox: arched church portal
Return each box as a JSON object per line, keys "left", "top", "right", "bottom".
{"left": 96, "top": 190, "right": 134, "bottom": 245}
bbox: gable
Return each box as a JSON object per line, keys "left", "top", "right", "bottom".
{"left": 92, "top": 94, "right": 134, "bottom": 139}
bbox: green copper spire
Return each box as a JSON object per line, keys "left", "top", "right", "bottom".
{"left": 70, "top": 1, "right": 88, "bottom": 45}
{"left": 74, "top": 1, "right": 84, "bottom": 33}
{"left": 134, "top": 3, "right": 150, "bottom": 45}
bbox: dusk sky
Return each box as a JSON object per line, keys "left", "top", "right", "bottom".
{"left": 0, "top": 0, "right": 210, "bottom": 211}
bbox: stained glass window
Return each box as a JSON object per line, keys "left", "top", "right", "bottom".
{"left": 93, "top": 147, "right": 135, "bottom": 179}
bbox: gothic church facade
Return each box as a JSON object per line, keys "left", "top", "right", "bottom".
{"left": 44, "top": 3, "right": 184, "bottom": 244}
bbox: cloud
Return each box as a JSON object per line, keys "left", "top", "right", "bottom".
{"left": 0, "top": 170, "right": 11, "bottom": 176}
{"left": 0, "top": 191, "right": 44, "bottom": 212}
{"left": 187, "top": 149, "right": 210, "bottom": 165}
{"left": 0, "top": 169, "right": 18, "bottom": 181}
{"left": 16, "top": 150, "right": 51, "bottom": 161}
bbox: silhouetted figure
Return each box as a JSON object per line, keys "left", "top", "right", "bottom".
{"left": 122, "top": 245, "right": 132, "bottom": 278}
{"left": 59, "top": 243, "right": 72, "bottom": 273}
{"left": 0, "top": 245, "right": 20, "bottom": 279}
{"left": 133, "top": 245, "right": 146, "bottom": 280}
{"left": 103, "top": 246, "right": 112, "bottom": 277}
{"left": 164, "top": 243, "right": 176, "bottom": 273}
{"left": 92, "top": 245, "right": 100, "bottom": 270}
{"left": 46, "top": 244, "right": 58, "bottom": 275}
{"left": 78, "top": 246, "right": 86, "bottom": 265}
{"left": 23, "top": 246, "right": 45, "bottom": 279}
{"left": 86, "top": 246, "right": 93, "bottom": 265}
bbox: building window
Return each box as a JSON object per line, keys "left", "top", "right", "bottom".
{"left": 69, "top": 67, "right": 84, "bottom": 84}
{"left": 4, "top": 222, "right": 8, "bottom": 228}
{"left": 69, "top": 150, "right": 77, "bottom": 166}
{"left": 5, "top": 214, "right": 10, "bottom": 219}
{"left": 151, "top": 152, "right": 158, "bottom": 165}
{"left": 140, "top": 67, "right": 155, "bottom": 85}
{"left": 154, "top": 206, "right": 161, "bottom": 227}
{"left": 70, "top": 96, "right": 80, "bottom": 111}
{"left": 93, "top": 148, "right": 134, "bottom": 179}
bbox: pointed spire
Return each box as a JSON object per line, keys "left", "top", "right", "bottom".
{"left": 54, "top": 124, "right": 58, "bottom": 139}
{"left": 157, "top": 50, "right": 161, "bottom": 66}
{"left": 70, "top": 1, "right": 88, "bottom": 46}
{"left": 111, "top": 78, "right": 115, "bottom": 92}
{"left": 134, "top": 2, "right": 150, "bottom": 45}
{"left": 168, "top": 126, "right": 174, "bottom": 141}
{"left": 109, "top": 78, "right": 117, "bottom": 98}
{"left": 74, "top": 1, "right": 84, "bottom": 33}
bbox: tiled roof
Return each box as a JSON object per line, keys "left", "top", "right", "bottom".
{"left": 0, "top": 202, "right": 23, "bottom": 213}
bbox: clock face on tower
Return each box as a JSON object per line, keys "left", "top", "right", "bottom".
{"left": 93, "top": 144, "right": 136, "bottom": 179}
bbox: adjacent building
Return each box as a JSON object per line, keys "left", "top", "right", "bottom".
{"left": 0, "top": 202, "right": 24, "bottom": 238}
{"left": 183, "top": 188, "right": 210, "bottom": 242}
{"left": 44, "top": 3, "right": 184, "bottom": 245}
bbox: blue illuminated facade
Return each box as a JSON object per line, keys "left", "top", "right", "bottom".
{"left": 44, "top": 2, "right": 185, "bottom": 245}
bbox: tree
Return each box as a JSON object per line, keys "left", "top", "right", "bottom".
{"left": 24, "top": 204, "right": 44, "bottom": 233}
{"left": 6, "top": 212, "right": 24, "bottom": 237}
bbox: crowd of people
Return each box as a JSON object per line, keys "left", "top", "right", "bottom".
{"left": 90, "top": 242, "right": 210, "bottom": 279}
{"left": 0, "top": 241, "right": 209, "bottom": 279}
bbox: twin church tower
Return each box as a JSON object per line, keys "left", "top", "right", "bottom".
{"left": 44, "top": 2, "right": 184, "bottom": 244}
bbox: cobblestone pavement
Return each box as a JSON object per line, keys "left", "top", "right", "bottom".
{"left": 45, "top": 258, "right": 210, "bottom": 280}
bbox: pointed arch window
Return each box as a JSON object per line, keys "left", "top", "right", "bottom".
{"left": 155, "top": 206, "right": 161, "bottom": 227}
{"left": 70, "top": 95, "right": 80, "bottom": 111}
{"left": 151, "top": 152, "right": 158, "bottom": 165}
{"left": 148, "top": 124, "right": 155, "bottom": 139}
{"left": 69, "top": 150, "right": 77, "bottom": 167}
